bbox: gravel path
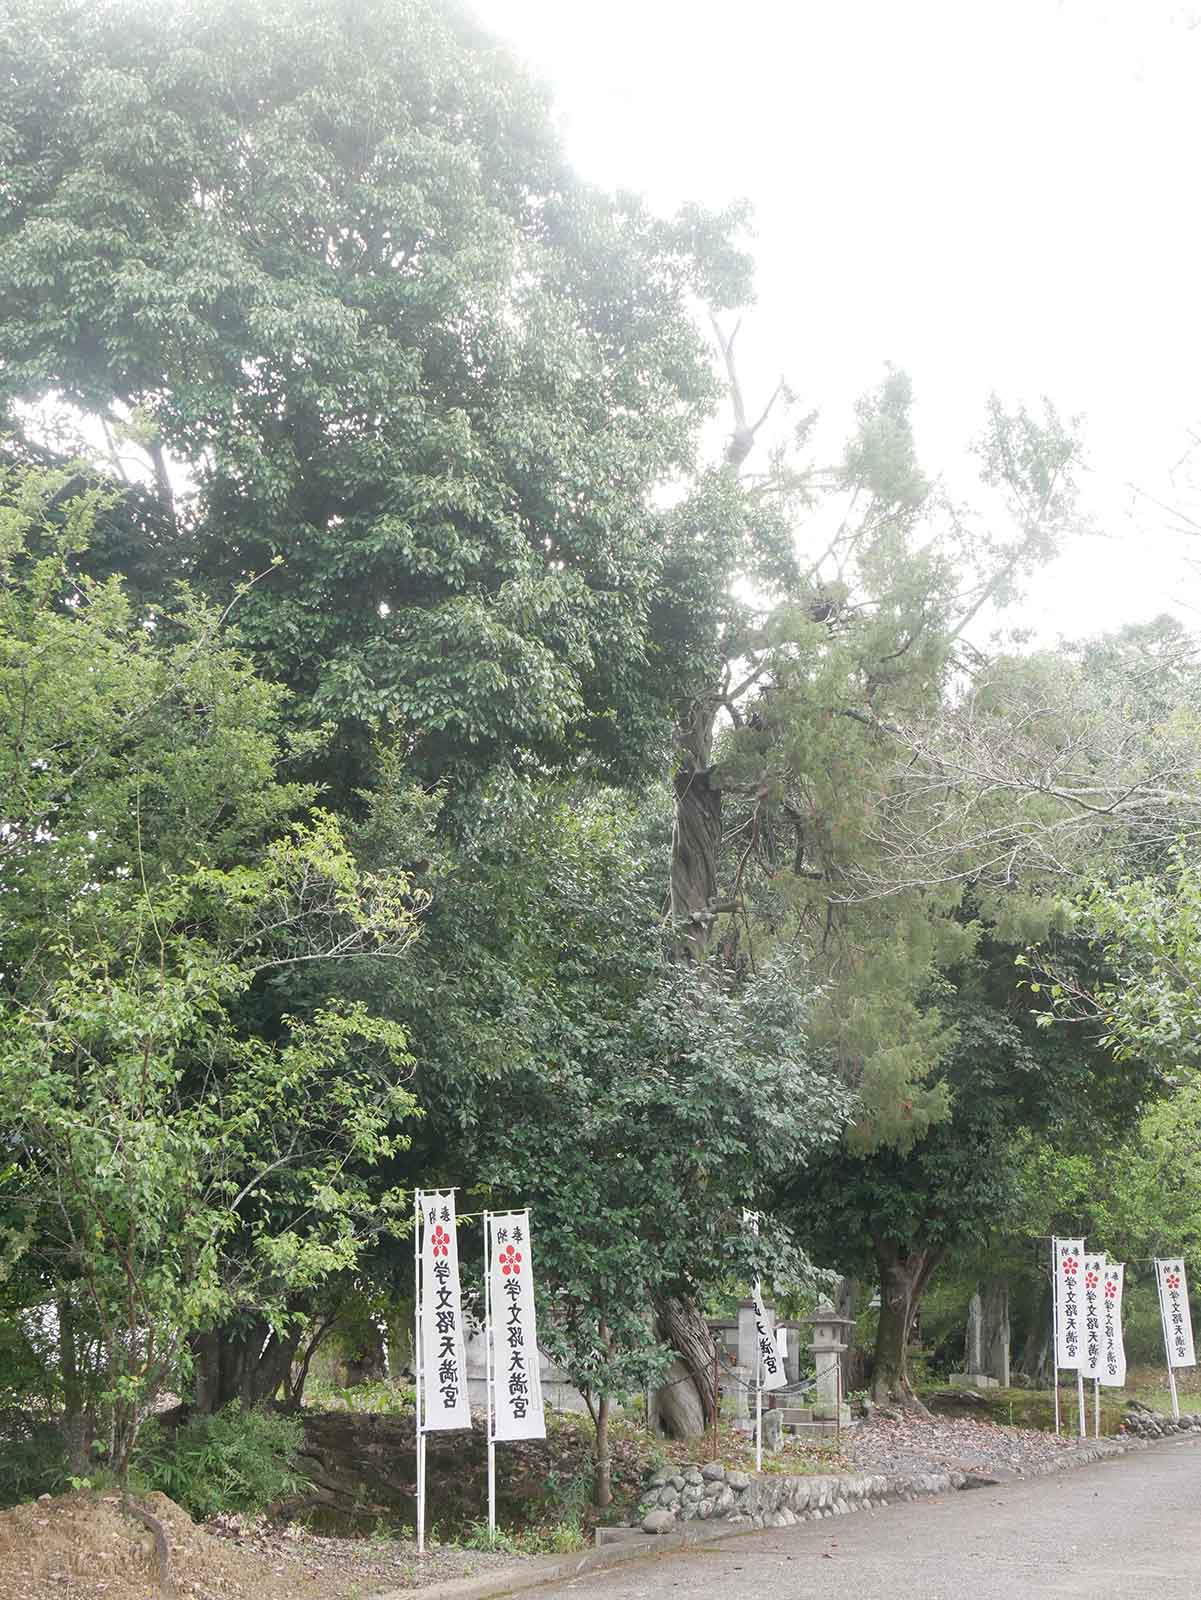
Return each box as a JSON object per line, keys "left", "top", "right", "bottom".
{"left": 848, "top": 1413, "right": 1078, "bottom": 1478}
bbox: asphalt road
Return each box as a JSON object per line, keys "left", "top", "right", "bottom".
{"left": 539, "top": 1437, "right": 1201, "bottom": 1599}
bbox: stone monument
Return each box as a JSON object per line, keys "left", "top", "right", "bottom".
{"left": 803, "top": 1301, "right": 854, "bottom": 1425}
{"left": 951, "top": 1279, "right": 1010, "bottom": 1390}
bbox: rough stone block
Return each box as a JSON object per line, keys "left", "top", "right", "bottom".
{"left": 641, "top": 1509, "right": 676, "bottom": 1534}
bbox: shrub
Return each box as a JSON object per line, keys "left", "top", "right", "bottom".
{"left": 133, "top": 1404, "right": 309, "bottom": 1521}
{"left": 0, "top": 1413, "right": 70, "bottom": 1509}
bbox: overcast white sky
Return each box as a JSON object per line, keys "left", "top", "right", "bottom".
{"left": 473, "top": 0, "right": 1201, "bottom": 643}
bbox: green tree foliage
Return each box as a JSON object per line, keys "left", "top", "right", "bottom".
{"left": 779, "top": 926, "right": 1156, "bottom": 1404}
{"left": 2, "top": 0, "right": 1178, "bottom": 1469}
{"left": 0, "top": 0, "right": 754, "bottom": 799}
{"left": 0, "top": 467, "right": 421, "bottom": 1475}
{"left": 356, "top": 784, "right": 849, "bottom": 1497}
{"left": 694, "top": 377, "right": 1189, "bottom": 1402}
{"left": 1041, "top": 848, "right": 1201, "bottom": 1072}
{"left": 711, "top": 377, "right": 1087, "bottom": 1145}
{"left": 0, "top": 0, "right": 790, "bottom": 1438}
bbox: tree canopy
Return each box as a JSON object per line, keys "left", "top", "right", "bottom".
{"left": 0, "top": 465, "right": 424, "bottom": 1469}
{"left": 0, "top": 0, "right": 1191, "bottom": 1504}
{"left": 0, "top": 0, "right": 755, "bottom": 800}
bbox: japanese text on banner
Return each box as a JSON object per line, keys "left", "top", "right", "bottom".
{"left": 1156, "top": 1258, "right": 1197, "bottom": 1369}
{"left": 488, "top": 1211, "right": 546, "bottom": 1442}
{"left": 419, "top": 1191, "right": 471, "bottom": 1431}
{"left": 1054, "top": 1238, "right": 1085, "bottom": 1370}
{"left": 752, "top": 1285, "right": 786, "bottom": 1391}
{"left": 1100, "top": 1263, "right": 1126, "bottom": 1388}
{"left": 1081, "top": 1253, "right": 1106, "bottom": 1380}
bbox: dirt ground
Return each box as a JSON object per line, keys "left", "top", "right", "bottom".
{"left": 0, "top": 1491, "right": 535, "bottom": 1600}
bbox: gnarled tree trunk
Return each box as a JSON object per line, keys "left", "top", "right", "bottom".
{"left": 871, "top": 1238, "right": 943, "bottom": 1411}
{"left": 654, "top": 323, "right": 783, "bottom": 1432}
{"left": 652, "top": 1296, "right": 718, "bottom": 1438}
{"left": 653, "top": 698, "right": 726, "bottom": 1435}
{"left": 191, "top": 1318, "right": 302, "bottom": 1414}
{"left": 670, "top": 752, "right": 722, "bottom": 963}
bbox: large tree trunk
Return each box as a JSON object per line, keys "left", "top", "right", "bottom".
{"left": 654, "top": 704, "right": 725, "bottom": 1435}
{"left": 670, "top": 754, "right": 722, "bottom": 962}
{"left": 57, "top": 1292, "right": 93, "bottom": 1476}
{"left": 653, "top": 1296, "right": 718, "bottom": 1438}
{"left": 654, "top": 328, "right": 781, "bottom": 1425}
{"left": 190, "top": 1319, "right": 302, "bottom": 1415}
{"left": 871, "top": 1238, "right": 944, "bottom": 1411}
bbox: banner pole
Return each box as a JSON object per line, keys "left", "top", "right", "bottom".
{"left": 484, "top": 1211, "right": 496, "bottom": 1539}
{"left": 1154, "top": 1261, "right": 1181, "bottom": 1421}
{"left": 1093, "top": 1378, "right": 1100, "bottom": 1438}
{"left": 414, "top": 1191, "right": 425, "bottom": 1556}
{"left": 753, "top": 1279, "right": 762, "bottom": 1474}
{"left": 1075, "top": 1368, "right": 1085, "bottom": 1438}
{"left": 1051, "top": 1238, "right": 1060, "bottom": 1436}
{"left": 710, "top": 1343, "right": 719, "bottom": 1464}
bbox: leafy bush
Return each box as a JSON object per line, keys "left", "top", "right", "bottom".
{"left": 133, "top": 1404, "right": 309, "bottom": 1521}
{"left": 460, "top": 1518, "right": 586, "bottom": 1555}
{"left": 542, "top": 1465, "right": 595, "bottom": 1520}
{"left": 302, "top": 1376, "right": 414, "bottom": 1414}
{"left": 0, "top": 1413, "right": 70, "bottom": 1509}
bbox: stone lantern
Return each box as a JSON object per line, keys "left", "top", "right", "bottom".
{"left": 802, "top": 1301, "right": 855, "bottom": 1424}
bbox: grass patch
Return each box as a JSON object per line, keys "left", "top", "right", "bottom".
{"left": 458, "top": 1517, "right": 587, "bottom": 1554}
{"left": 922, "top": 1364, "right": 1201, "bottom": 1434}
{"left": 302, "top": 1377, "right": 414, "bottom": 1414}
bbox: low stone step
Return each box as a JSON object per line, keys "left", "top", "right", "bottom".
{"left": 595, "top": 1526, "right": 647, "bottom": 1546}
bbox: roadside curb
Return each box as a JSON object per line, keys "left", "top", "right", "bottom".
{"left": 374, "top": 1429, "right": 1190, "bottom": 1600}
{"left": 370, "top": 1519, "right": 758, "bottom": 1600}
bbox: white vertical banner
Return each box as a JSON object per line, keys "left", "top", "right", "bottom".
{"left": 1156, "top": 1258, "right": 1197, "bottom": 1368}
{"left": 1054, "top": 1238, "right": 1085, "bottom": 1369}
{"left": 418, "top": 1189, "right": 471, "bottom": 1431}
{"left": 1099, "top": 1263, "right": 1126, "bottom": 1388}
{"left": 751, "top": 1285, "right": 786, "bottom": 1391}
{"left": 488, "top": 1210, "right": 545, "bottom": 1441}
{"left": 1081, "top": 1254, "right": 1107, "bottom": 1380}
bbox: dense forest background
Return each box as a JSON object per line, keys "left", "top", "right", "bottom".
{"left": 2, "top": 0, "right": 1201, "bottom": 1505}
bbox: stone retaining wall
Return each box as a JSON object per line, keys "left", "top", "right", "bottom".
{"left": 636, "top": 1461, "right": 964, "bottom": 1534}
{"left": 1121, "top": 1406, "right": 1201, "bottom": 1440}
{"left": 635, "top": 1435, "right": 1153, "bottom": 1536}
